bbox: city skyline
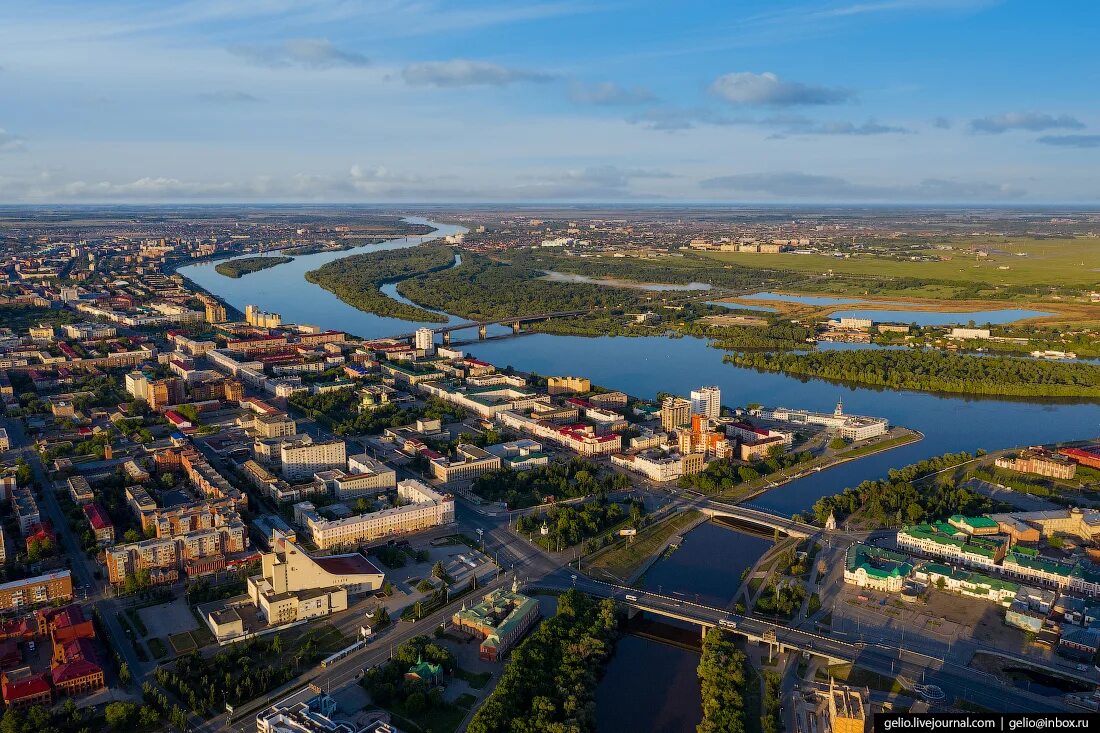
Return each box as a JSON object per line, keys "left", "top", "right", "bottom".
{"left": 1, "top": 1, "right": 1098, "bottom": 204}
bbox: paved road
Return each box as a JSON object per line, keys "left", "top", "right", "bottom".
{"left": 1, "top": 418, "right": 147, "bottom": 681}
{"left": 535, "top": 571, "right": 1070, "bottom": 714}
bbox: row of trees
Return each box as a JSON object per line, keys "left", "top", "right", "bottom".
{"left": 727, "top": 348, "right": 1100, "bottom": 399}
{"left": 810, "top": 451, "right": 990, "bottom": 528}
{"left": 305, "top": 243, "right": 456, "bottom": 322}
{"left": 361, "top": 636, "right": 456, "bottom": 713}
{"left": 516, "top": 495, "right": 644, "bottom": 550}
{"left": 697, "top": 628, "right": 749, "bottom": 733}
{"left": 679, "top": 450, "right": 814, "bottom": 494}
{"left": 154, "top": 632, "right": 325, "bottom": 715}
{"left": 289, "top": 388, "right": 464, "bottom": 436}
{"left": 467, "top": 590, "right": 619, "bottom": 733}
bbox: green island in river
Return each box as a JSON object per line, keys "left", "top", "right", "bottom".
{"left": 304, "top": 243, "right": 458, "bottom": 323}
{"left": 214, "top": 255, "right": 293, "bottom": 278}
{"left": 727, "top": 348, "right": 1100, "bottom": 399}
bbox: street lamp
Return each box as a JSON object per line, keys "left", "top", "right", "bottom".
{"left": 476, "top": 528, "right": 484, "bottom": 551}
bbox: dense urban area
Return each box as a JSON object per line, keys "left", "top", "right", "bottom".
{"left": 0, "top": 205, "right": 1099, "bottom": 733}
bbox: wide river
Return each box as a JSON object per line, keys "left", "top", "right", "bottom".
{"left": 180, "top": 218, "right": 1100, "bottom": 726}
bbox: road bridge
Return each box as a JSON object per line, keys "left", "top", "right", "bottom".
{"left": 532, "top": 574, "right": 854, "bottom": 664}
{"left": 697, "top": 500, "right": 816, "bottom": 538}
{"left": 393, "top": 309, "right": 590, "bottom": 343}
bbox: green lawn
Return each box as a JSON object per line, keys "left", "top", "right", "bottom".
{"left": 453, "top": 667, "right": 492, "bottom": 690}
{"left": 821, "top": 663, "right": 905, "bottom": 694}
{"left": 586, "top": 510, "right": 702, "bottom": 581}
{"left": 702, "top": 237, "right": 1100, "bottom": 289}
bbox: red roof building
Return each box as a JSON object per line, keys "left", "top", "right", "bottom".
{"left": 24, "top": 522, "right": 57, "bottom": 552}
{"left": 1060, "top": 447, "right": 1100, "bottom": 471}
{"left": 82, "top": 503, "right": 115, "bottom": 545}
{"left": 51, "top": 658, "right": 104, "bottom": 697}
{"left": 1, "top": 671, "right": 52, "bottom": 709}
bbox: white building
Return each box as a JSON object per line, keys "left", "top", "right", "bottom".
{"left": 280, "top": 439, "right": 347, "bottom": 482}
{"left": 690, "top": 386, "right": 721, "bottom": 420}
{"left": 294, "top": 480, "right": 455, "bottom": 550}
{"left": 414, "top": 327, "right": 435, "bottom": 353}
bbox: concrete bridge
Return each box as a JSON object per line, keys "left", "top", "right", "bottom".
{"left": 537, "top": 575, "right": 854, "bottom": 664}
{"left": 697, "top": 501, "right": 816, "bottom": 539}
{"left": 394, "top": 309, "right": 590, "bottom": 344}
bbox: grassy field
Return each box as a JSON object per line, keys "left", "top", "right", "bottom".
{"left": 585, "top": 509, "right": 703, "bottom": 582}
{"left": 702, "top": 237, "right": 1100, "bottom": 289}
{"left": 821, "top": 663, "right": 906, "bottom": 694}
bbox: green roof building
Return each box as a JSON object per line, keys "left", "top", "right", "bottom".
{"left": 452, "top": 581, "right": 541, "bottom": 661}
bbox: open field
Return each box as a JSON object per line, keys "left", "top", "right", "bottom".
{"left": 715, "top": 292, "right": 1100, "bottom": 328}
{"left": 701, "top": 237, "right": 1100, "bottom": 289}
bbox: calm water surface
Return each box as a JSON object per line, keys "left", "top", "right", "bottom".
{"left": 829, "top": 307, "right": 1052, "bottom": 326}
{"left": 639, "top": 522, "right": 772, "bottom": 606}
{"left": 596, "top": 635, "right": 702, "bottom": 733}
{"left": 182, "top": 219, "right": 1100, "bottom": 722}
{"left": 184, "top": 224, "right": 1100, "bottom": 518}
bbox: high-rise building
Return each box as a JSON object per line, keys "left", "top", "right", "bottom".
{"left": 660, "top": 397, "right": 692, "bottom": 431}
{"left": 244, "top": 304, "right": 282, "bottom": 329}
{"left": 690, "top": 386, "right": 721, "bottom": 419}
{"left": 414, "top": 327, "right": 435, "bottom": 352}
{"left": 204, "top": 301, "right": 227, "bottom": 324}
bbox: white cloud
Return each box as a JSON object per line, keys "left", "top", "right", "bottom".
{"left": 568, "top": 81, "right": 655, "bottom": 106}
{"left": 228, "top": 38, "right": 368, "bottom": 69}
{"left": 1037, "top": 135, "right": 1100, "bottom": 149}
{"left": 0, "top": 128, "right": 26, "bottom": 153}
{"left": 969, "top": 112, "right": 1084, "bottom": 134}
{"left": 402, "top": 59, "right": 551, "bottom": 87}
{"left": 710, "top": 72, "right": 854, "bottom": 106}
{"left": 699, "top": 171, "right": 1025, "bottom": 201}
{"left": 197, "top": 90, "right": 261, "bottom": 104}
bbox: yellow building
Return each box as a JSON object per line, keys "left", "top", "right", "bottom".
{"left": 828, "top": 681, "right": 867, "bottom": 733}
{"left": 547, "top": 376, "right": 590, "bottom": 395}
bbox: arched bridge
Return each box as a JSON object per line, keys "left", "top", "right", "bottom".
{"left": 697, "top": 501, "right": 816, "bottom": 538}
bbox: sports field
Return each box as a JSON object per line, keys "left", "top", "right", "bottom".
{"left": 702, "top": 237, "right": 1100, "bottom": 289}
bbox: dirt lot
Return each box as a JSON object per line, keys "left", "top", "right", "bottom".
{"left": 137, "top": 597, "right": 199, "bottom": 638}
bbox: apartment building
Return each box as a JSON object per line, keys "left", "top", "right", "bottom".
{"left": 611, "top": 450, "right": 700, "bottom": 483}
{"left": 547, "top": 376, "right": 590, "bottom": 395}
{"left": 429, "top": 444, "right": 502, "bottom": 484}
{"left": 66, "top": 476, "right": 94, "bottom": 505}
{"left": 12, "top": 486, "right": 41, "bottom": 536}
{"left": 294, "top": 479, "right": 455, "bottom": 550}
{"left": 321, "top": 454, "right": 396, "bottom": 498}
{"left": 0, "top": 570, "right": 73, "bottom": 612}
{"left": 659, "top": 397, "right": 691, "bottom": 431}
{"left": 690, "top": 386, "right": 721, "bottom": 420}
{"left": 105, "top": 537, "right": 179, "bottom": 585}
{"left": 280, "top": 439, "right": 347, "bottom": 482}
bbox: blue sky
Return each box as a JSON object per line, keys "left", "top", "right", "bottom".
{"left": 0, "top": 0, "right": 1097, "bottom": 203}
